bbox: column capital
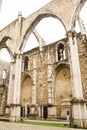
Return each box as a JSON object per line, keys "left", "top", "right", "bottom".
{"left": 10, "top": 61, "right": 15, "bottom": 65}
{"left": 15, "top": 53, "right": 23, "bottom": 59}
{"left": 66, "top": 30, "right": 76, "bottom": 37}
{"left": 71, "top": 98, "right": 86, "bottom": 104}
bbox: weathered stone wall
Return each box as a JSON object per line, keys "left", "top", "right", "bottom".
{"left": 0, "top": 85, "right": 7, "bottom": 116}
{"left": 77, "top": 33, "right": 87, "bottom": 100}
{"left": 55, "top": 66, "right": 72, "bottom": 105}
{"left": 22, "top": 38, "right": 71, "bottom": 119}
{"left": 21, "top": 75, "right": 32, "bottom": 105}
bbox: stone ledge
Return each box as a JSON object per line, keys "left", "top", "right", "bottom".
{"left": 70, "top": 98, "right": 87, "bottom": 104}
{"left": 10, "top": 104, "right": 21, "bottom": 107}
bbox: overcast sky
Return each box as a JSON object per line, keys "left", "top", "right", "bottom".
{"left": 0, "top": 0, "right": 87, "bottom": 61}
{"left": 0, "top": 0, "right": 52, "bottom": 29}
{"left": 0, "top": 0, "right": 87, "bottom": 42}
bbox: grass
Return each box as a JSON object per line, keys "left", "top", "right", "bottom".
{"left": 0, "top": 117, "right": 70, "bottom": 128}
{"left": 17, "top": 121, "right": 87, "bottom": 129}
{"left": 0, "top": 118, "right": 86, "bottom": 129}
{"left": 17, "top": 121, "right": 70, "bottom": 128}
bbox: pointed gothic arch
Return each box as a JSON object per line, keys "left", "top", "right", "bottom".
{"left": 20, "top": 13, "right": 66, "bottom": 52}
{"left": 21, "top": 73, "right": 33, "bottom": 106}
{"left": 71, "top": 0, "right": 87, "bottom": 31}
{"left": 55, "top": 63, "right": 72, "bottom": 118}
{"left": 0, "top": 36, "right": 15, "bottom": 62}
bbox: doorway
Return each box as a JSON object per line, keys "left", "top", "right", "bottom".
{"left": 20, "top": 106, "right": 25, "bottom": 118}
{"left": 43, "top": 106, "right": 48, "bottom": 119}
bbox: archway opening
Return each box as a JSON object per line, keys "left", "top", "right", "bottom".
{"left": 23, "top": 17, "right": 66, "bottom": 52}
{"left": 35, "top": 17, "right": 66, "bottom": 44}
{"left": 55, "top": 65, "right": 72, "bottom": 119}
{"left": 20, "top": 75, "right": 32, "bottom": 117}
{"left": 24, "top": 33, "right": 39, "bottom": 52}
{"left": 75, "top": 2, "right": 87, "bottom": 34}
{"left": 0, "top": 48, "right": 10, "bottom": 116}
{"left": 0, "top": 48, "right": 10, "bottom": 85}
{"left": 0, "top": 48, "right": 11, "bottom": 62}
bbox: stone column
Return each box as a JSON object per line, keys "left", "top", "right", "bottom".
{"left": 47, "top": 47, "right": 53, "bottom": 104}
{"left": 32, "top": 55, "right": 36, "bottom": 105}
{"left": 41, "top": 105, "right": 44, "bottom": 119}
{"left": 6, "top": 62, "right": 15, "bottom": 115}
{"left": 10, "top": 53, "right": 22, "bottom": 121}
{"left": 55, "top": 46, "right": 58, "bottom": 62}
{"left": 22, "top": 59, "right": 24, "bottom": 72}
{"left": 63, "top": 49, "right": 66, "bottom": 59}
{"left": 67, "top": 31, "right": 87, "bottom": 128}
{"left": 25, "top": 105, "right": 27, "bottom": 117}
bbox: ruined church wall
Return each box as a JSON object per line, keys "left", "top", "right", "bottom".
{"left": 76, "top": 33, "right": 87, "bottom": 100}
{"left": 22, "top": 39, "right": 71, "bottom": 106}
{"left": 23, "top": 43, "right": 57, "bottom": 105}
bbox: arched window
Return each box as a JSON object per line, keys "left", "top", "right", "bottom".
{"left": 24, "top": 56, "right": 28, "bottom": 71}
{"left": 2, "top": 69, "right": 6, "bottom": 84}
{"left": 57, "top": 43, "right": 65, "bottom": 61}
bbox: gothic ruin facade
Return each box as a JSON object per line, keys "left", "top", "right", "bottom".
{"left": 0, "top": 0, "right": 87, "bottom": 128}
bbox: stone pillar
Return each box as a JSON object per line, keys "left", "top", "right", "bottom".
{"left": 55, "top": 46, "right": 58, "bottom": 62}
{"left": 41, "top": 105, "right": 44, "bottom": 119}
{"left": 63, "top": 49, "right": 66, "bottom": 59}
{"left": 32, "top": 55, "right": 36, "bottom": 105}
{"left": 6, "top": 62, "right": 15, "bottom": 115}
{"left": 38, "top": 105, "right": 43, "bottom": 119}
{"left": 67, "top": 31, "right": 87, "bottom": 128}
{"left": 10, "top": 53, "right": 22, "bottom": 121}
{"left": 47, "top": 47, "right": 53, "bottom": 104}
{"left": 25, "top": 105, "right": 27, "bottom": 117}
{"left": 22, "top": 59, "right": 24, "bottom": 72}
{"left": 38, "top": 106, "right": 40, "bottom": 118}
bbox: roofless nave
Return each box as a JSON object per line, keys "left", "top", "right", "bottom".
{"left": 0, "top": 0, "right": 87, "bottom": 128}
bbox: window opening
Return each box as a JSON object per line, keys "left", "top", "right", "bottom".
{"left": 24, "top": 56, "right": 28, "bottom": 71}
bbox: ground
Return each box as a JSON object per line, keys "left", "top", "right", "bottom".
{"left": 0, "top": 121, "right": 85, "bottom": 130}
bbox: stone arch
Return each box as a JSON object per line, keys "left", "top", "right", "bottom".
{"left": 51, "top": 62, "right": 69, "bottom": 79}
{"left": 0, "top": 36, "right": 15, "bottom": 62}
{"left": 71, "top": 0, "right": 87, "bottom": 31}
{"left": 21, "top": 73, "right": 33, "bottom": 106}
{"left": 54, "top": 63, "right": 72, "bottom": 104}
{"left": 21, "top": 72, "right": 33, "bottom": 83}
{"left": 33, "top": 29, "right": 46, "bottom": 46}
{"left": 32, "top": 29, "right": 46, "bottom": 51}
{"left": 20, "top": 13, "right": 66, "bottom": 51}
{"left": 54, "top": 63, "right": 72, "bottom": 118}
{"left": 50, "top": 62, "right": 72, "bottom": 103}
